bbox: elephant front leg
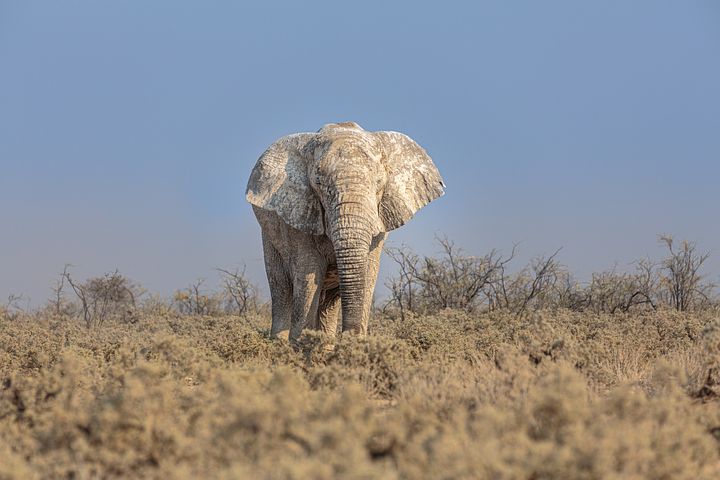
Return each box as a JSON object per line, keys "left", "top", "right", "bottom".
{"left": 318, "top": 287, "right": 340, "bottom": 335}
{"left": 317, "top": 265, "right": 340, "bottom": 335}
{"left": 290, "top": 265, "right": 325, "bottom": 343}
{"left": 262, "top": 237, "right": 292, "bottom": 340}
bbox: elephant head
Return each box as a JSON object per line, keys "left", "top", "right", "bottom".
{"left": 246, "top": 122, "right": 445, "bottom": 332}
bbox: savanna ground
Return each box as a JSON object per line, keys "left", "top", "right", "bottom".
{"left": 2, "top": 236, "right": 720, "bottom": 478}
{"left": 2, "top": 307, "right": 720, "bottom": 479}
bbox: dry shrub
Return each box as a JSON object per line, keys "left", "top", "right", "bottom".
{"left": 63, "top": 269, "right": 141, "bottom": 328}
{"left": 696, "top": 318, "right": 720, "bottom": 398}
{"left": 172, "top": 270, "right": 264, "bottom": 318}
{"left": 304, "top": 332, "right": 413, "bottom": 397}
{"left": 173, "top": 279, "right": 222, "bottom": 316}
{"left": 1, "top": 309, "right": 720, "bottom": 479}
{"left": 383, "top": 235, "right": 716, "bottom": 317}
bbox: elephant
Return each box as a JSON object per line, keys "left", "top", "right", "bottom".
{"left": 246, "top": 122, "right": 445, "bottom": 341}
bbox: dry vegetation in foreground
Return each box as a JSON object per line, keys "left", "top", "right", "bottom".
{"left": 1, "top": 235, "right": 718, "bottom": 478}
{"left": 2, "top": 307, "right": 720, "bottom": 479}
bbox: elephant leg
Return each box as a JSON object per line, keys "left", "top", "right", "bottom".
{"left": 289, "top": 261, "right": 326, "bottom": 342}
{"left": 317, "top": 265, "right": 340, "bottom": 335}
{"left": 318, "top": 287, "right": 341, "bottom": 335}
{"left": 262, "top": 237, "right": 292, "bottom": 340}
{"left": 361, "top": 233, "right": 386, "bottom": 334}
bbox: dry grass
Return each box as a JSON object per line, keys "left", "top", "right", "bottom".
{"left": 1, "top": 309, "right": 720, "bottom": 479}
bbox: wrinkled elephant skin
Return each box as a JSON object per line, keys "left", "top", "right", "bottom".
{"left": 246, "top": 122, "right": 445, "bottom": 341}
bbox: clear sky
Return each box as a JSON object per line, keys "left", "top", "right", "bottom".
{"left": 1, "top": 1, "right": 719, "bottom": 305}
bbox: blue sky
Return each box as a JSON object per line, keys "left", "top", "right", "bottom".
{"left": 1, "top": 1, "right": 719, "bottom": 305}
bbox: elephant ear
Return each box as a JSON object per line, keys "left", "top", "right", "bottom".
{"left": 376, "top": 131, "right": 445, "bottom": 231}
{"left": 246, "top": 133, "right": 324, "bottom": 235}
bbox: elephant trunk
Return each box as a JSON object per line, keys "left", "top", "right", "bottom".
{"left": 329, "top": 199, "right": 375, "bottom": 334}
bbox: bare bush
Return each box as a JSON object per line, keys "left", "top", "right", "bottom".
{"left": 173, "top": 278, "right": 222, "bottom": 316}
{"left": 486, "top": 248, "right": 567, "bottom": 316}
{"left": 217, "top": 266, "right": 262, "bottom": 316}
{"left": 657, "top": 235, "right": 714, "bottom": 311}
{"left": 385, "top": 241, "right": 571, "bottom": 317}
{"left": 382, "top": 234, "right": 717, "bottom": 317}
{"left": 64, "top": 269, "right": 140, "bottom": 328}
{"left": 383, "top": 245, "right": 421, "bottom": 319}
{"left": 581, "top": 260, "right": 658, "bottom": 314}
{"left": 48, "top": 264, "right": 74, "bottom": 317}
{"left": 140, "top": 293, "right": 173, "bottom": 317}
{"left": 418, "top": 237, "right": 505, "bottom": 312}
{"left": 1, "top": 294, "right": 25, "bottom": 320}
{"left": 384, "top": 236, "right": 507, "bottom": 316}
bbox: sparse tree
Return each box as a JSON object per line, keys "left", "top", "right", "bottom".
{"left": 173, "top": 278, "right": 221, "bottom": 316}
{"left": 486, "top": 248, "right": 565, "bottom": 316}
{"left": 64, "top": 269, "right": 139, "bottom": 328}
{"left": 415, "top": 236, "right": 505, "bottom": 312}
{"left": 514, "top": 249, "right": 564, "bottom": 315}
{"left": 49, "top": 264, "right": 72, "bottom": 316}
{"left": 628, "top": 258, "right": 659, "bottom": 311}
{"left": 551, "top": 270, "right": 586, "bottom": 311}
{"left": 582, "top": 260, "right": 657, "bottom": 314}
{"left": 657, "top": 235, "right": 713, "bottom": 311}
{"left": 217, "top": 266, "right": 261, "bottom": 316}
{"left": 383, "top": 245, "right": 421, "bottom": 320}
{"left": 1, "top": 293, "right": 25, "bottom": 320}
{"left": 384, "top": 236, "right": 510, "bottom": 315}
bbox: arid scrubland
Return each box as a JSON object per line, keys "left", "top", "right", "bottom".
{"left": 1, "top": 237, "right": 719, "bottom": 479}
{"left": 1, "top": 308, "right": 720, "bottom": 479}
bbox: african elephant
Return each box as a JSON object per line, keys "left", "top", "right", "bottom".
{"left": 246, "top": 122, "right": 445, "bottom": 341}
